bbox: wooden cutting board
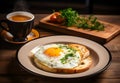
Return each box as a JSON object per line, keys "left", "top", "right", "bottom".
{"left": 39, "top": 13, "right": 120, "bottom": 44}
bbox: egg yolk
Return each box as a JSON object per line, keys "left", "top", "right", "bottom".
{"left": 44, "top": 47, "right": 62, "bottom": 57}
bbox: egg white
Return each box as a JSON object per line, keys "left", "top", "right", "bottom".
{"left": 31, "top": 44, "right": 81, "bottom": 69}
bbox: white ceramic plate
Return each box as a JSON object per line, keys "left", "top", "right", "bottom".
{"left": 17, "top": 35, "right": 111, "bottom": 78}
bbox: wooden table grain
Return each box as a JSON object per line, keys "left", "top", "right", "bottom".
{"left": 0, "top": 14, "right": 120, "bottom": 83}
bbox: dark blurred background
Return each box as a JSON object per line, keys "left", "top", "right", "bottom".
{"left": 0, "top": 0, "right": 120, "bottom": 15}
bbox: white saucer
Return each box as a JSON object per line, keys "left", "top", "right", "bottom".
{"left": 0, "top": 29, "right": 40, "bottom": 44}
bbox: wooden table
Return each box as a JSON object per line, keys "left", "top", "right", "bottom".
{"left": 0, "top": 14, "right": 120, "bottom": 83}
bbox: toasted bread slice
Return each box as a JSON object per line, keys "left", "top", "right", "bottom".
{"left": 68, "top": 44, "right": 90, "bottom": 59}
{"left": 33, "top": 56, "right": 92, "bottom": 73}
{"left": 32, "top": 43, "right": 92, "bottom": 73}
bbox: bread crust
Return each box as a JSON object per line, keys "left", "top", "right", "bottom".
{"left": 34, "top": 56, "right": 92, "bottom": 73}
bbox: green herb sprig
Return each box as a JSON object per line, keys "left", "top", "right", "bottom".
{"left": 60, "top": 53, "right": 74, "bottom": 64}
{"left": 59, "top": 8, "right": 104, "bottom": 31}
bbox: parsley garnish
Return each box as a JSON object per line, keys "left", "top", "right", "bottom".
{"left": 60, "top": 53, "right": 74, "bottom": 64}
{"left": 59, "top": 8, "right": 104, "bottom": 31}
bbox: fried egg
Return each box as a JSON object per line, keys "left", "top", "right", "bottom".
{"left": 31, "top": 44, "right": 81, "bottom": 69}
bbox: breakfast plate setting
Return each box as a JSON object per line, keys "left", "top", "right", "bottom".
{"left": 17, "top": 35, "right": 111, "bottom": 78}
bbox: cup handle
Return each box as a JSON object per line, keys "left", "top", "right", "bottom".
{"left": 0, "top": 20, "right": 9, "bottom": 32}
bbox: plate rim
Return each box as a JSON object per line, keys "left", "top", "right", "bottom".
{"left": 16, "top": 35, "right": 112, "bottom": 78}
